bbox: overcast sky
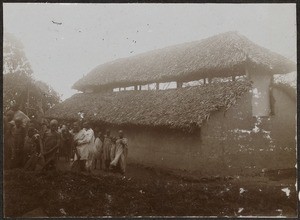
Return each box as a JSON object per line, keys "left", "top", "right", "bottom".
{"left": 3, "top": 3, "right": 296, "bottom": 100}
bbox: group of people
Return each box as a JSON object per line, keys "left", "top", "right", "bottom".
{"left": 3, "top": 104, "right": 129, "bottom": 175}
{"left": 71, "top": 121, "right": 129, "bottom": 175}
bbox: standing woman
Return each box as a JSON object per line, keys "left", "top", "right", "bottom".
{"left": 94, "top": 131, "right": 104, "bottom": 170}
{"left": 102, "top": 129, "right": 113, "bottom": 171}
{"left": 110, "top": 130, "right": 128, "bottom": 175}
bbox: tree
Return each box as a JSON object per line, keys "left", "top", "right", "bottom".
{"left": 3, "top": 32, "right": 61, "bottom": 120}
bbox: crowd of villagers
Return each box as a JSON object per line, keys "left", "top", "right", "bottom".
{"left": 3, "top": 104, "right": 129, "bottom": 175}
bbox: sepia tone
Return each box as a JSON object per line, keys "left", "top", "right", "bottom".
{"left": 2, "top": 3, "right": 297, "bottom": 218}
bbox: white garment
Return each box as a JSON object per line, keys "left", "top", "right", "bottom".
{"left": 77, "top": 128, "right": 96, "bottom": 168}
{"left": 73, "top": 129, "right": 86, "bottom": 161}
{"left": 110, "top": 138, "right": 128, "bottom": 173}
{"left": 73, "top": 129, "right": 85, "bottom": 142}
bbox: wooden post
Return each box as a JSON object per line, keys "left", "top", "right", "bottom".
{"left": 156, "top": 82, "right": 159, "bottom": 90}
{"left": 232, "top": 76, "right": 236, "bottom": 81}
{"left": 208, "top": 78, "right": 212, "bottom": 84}
{"left": 134, "top": 85, "right": 137, "bottom": 90}
{"left": 203, "top": 78, "right": 206, "bottom": 84}
{"left": 147, "top": 84, "right": 150, "bottom": 90}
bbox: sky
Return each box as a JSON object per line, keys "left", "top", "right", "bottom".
{"left": 3, "top": 3, "right": 297, "bottom": 100}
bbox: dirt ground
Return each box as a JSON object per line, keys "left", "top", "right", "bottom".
{"left": 3, "top": 159, "right": 298, "bottom": 217}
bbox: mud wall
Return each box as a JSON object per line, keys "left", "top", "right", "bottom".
{"left": 247, "top": 67, "right": 272, "bottom": 117}
{"left": 200, "top": 86, "right": 296, "bottom": 175}
{"left": 107, "top": 87, "right": 296, "bottom": 176}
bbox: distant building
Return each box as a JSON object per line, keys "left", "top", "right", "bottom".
{"left": 46, "top": 32, "right": 296, "bottom": 175}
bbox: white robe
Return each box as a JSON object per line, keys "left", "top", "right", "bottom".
{"left": 73, "top": 129, "right": 86, "bottom": 161}
{"left": 77, "top": 128, "right": 96, "bottom": 169}
{"left": 110, "top": 138, "right": 128, "bottom": 173}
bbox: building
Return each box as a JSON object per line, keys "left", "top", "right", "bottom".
{"left": 46, "top": 32, "right": 296, "bottom": 176}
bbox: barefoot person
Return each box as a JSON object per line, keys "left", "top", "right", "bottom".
{"left": 94, "top": 131, "right": 104, "bottom": 170}
{"left": 4, "top": 110, "right": 15, "bottom": 170}
{"left": 60, "top": 125, "right": 72, "bottom": 162}
{"left": 110, "top": 130, "right": 128, "bottom": 175}
{"left": 23, "top": 127, "right": 41, "bottom": 171}
{"left": 71, "top": 121, "right": 85, "bottom": 172}
{"left": 103, "top": 129, "right": 113, "bottom": 171}
{"left": 41, "top": 119, "right": 61, "bottom": 171}
{"left": 76, "top": 122, "right": 95, "bottom": 173}
{"left": 11, "top": 118, "right": 26, "bottom": 169}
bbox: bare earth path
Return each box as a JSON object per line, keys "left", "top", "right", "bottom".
{"left": 3, "top": 158, "right": 297, "bottom": 217}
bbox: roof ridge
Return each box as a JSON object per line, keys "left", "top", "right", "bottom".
{"left": 93, "top": 31, "right": 244, "bottom": 66}
{"left": 73, "top": 31, "right": 295, "bottom": 91}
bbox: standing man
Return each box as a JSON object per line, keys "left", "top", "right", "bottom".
{"left": 41, "top": 119, "right": 61, "bottom": 171}
{"left": 23, "top": 127, "right": 41, "bottom": 171}
{"left": 102, "top": 129, "right": 113, "bottom": 171}
{"left": 11, "top": 118, "right": 26, "bottom": 169}
{"left": 71, "top": 121, "right": 85, "bottom": 172}
{"left": 110, "top": 130, "right": 128, "bottom": 175}
{"left": 94, "top": 131, "right": 104, "bottom": 170}
{"left": 60, "top": 125, "right": 72, "bottom": 162}
{"left": 76, "top": 122, "right": 95, "bottom": 173}
{"left": 4, "top": 110, "right": 15, "bottom": 169}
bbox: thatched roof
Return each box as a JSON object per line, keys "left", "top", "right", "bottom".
{"left": 46, "top": 81, "right": 251, "bottom": 132}
{"left": 72, "top": 31, "right": 295, "bottom": 92}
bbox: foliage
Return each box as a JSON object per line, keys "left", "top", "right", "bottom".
{"left": 3, "top": 32, "right": 61, "bottom": 118}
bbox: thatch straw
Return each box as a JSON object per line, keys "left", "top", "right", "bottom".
{"left": 72, "top": 31, "right": 296, "bottom": 92}
{"left": 46, "top": 81, "right": 251, "bottom": 132}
